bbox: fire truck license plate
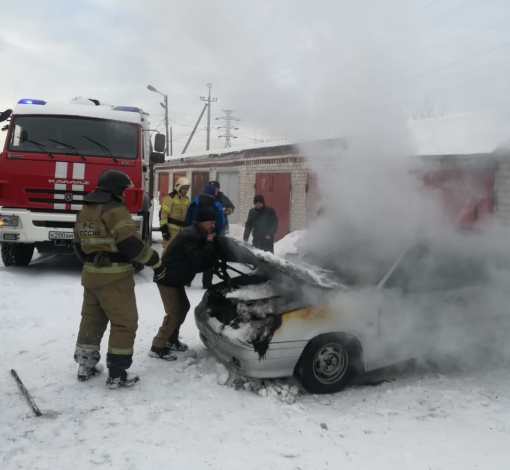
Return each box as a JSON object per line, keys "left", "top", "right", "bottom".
{"left": 49, "top": 231, "right": 74, "bottom": 240}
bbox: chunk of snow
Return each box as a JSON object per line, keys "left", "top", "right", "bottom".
{"left": 274, "top": 230, "right": 306, "bottom": 257}
{"left": 215, "top": 363, "right": 230, "bottom": 385}
{"left": 226, "top": 282, "right": 276, "bottom": 300}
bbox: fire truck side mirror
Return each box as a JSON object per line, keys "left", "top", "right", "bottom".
{"left": 154, "top": 133, "right": 166, "bottom": 153}
{"left": 0, "top": 109, "right": 12, "bottom": 123}
{"left": 150, "top": 152, "right": 165, "bottom": 164}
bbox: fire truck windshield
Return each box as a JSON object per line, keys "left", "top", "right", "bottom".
{"left": 8, "top": 116, "right": 139, "bottom": 159}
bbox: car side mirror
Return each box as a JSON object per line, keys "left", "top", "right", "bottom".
{"left": 0, "top": 109, "right": 12, "bottom": 123}
{"left": 154, "top": 133, "right": 166, "bottom": 153}
{"left": 150, "top": 152, "right": 165, "bottom": 164}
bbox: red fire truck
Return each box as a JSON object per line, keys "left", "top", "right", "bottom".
{"left": 0, "top": 97, "right": 165, "bottom": 267}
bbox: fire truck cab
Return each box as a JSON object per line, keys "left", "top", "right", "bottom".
{"left": 0, "top": 97, "right": 165, "bottom": 267}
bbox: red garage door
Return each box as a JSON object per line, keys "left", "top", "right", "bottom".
{"left": 158, "top": 172, "right": 169, "bottom": 203}
{"left": 191, "top": 171, "right": 210, "bottom": 200}
{"left": 255, "top": 173, "right": 290, "bottom": 241}
{"left": 422, "top": 169, "right": 495, "bottom": 227}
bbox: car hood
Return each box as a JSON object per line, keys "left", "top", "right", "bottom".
{"left": 216, "top": 237, "right": 346, "bottom": 290}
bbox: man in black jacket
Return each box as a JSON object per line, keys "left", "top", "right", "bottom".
{"left": 150, "top": 208, "right": 217, "bottom": 360}
{"left": 243, "top": 194, "right": 279, "bottom": 253}
{"left": 202, "top": 180, "right": 236, "bottom": 289}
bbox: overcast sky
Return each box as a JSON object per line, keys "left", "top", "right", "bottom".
{"left": 1, "top": 0, "right": 510, "bottom": 154}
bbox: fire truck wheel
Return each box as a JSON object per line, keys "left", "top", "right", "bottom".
{"left": 1, "top": 243, "right": 35, "bottom": 267}
{"left": 142, "top": 211, "right": 152, "bottom": 245}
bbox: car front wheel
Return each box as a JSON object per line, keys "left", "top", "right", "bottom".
{"left": 295, "top": 333, "right": 362, "bottom": 394}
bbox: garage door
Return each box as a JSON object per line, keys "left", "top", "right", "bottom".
{"left": 217, "top": 171, "right": 240, "bottom": 224}
{"left": 422, "top": 169, "right": 495, "bottom": 227}
{"left": 158, "top": 172, "right": 169, "bottom": 203}
{"left": 191, "top": 171, "right": 210, "bottom": 200}
{"left": 255, "top": 172, "right": 291, "bottom": 241}
{"left": 306, "top": 173, "right": 320, "bottom": 225}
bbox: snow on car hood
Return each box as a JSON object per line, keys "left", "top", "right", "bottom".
{"left": 216, "top": 237, "right": 346, "bottom": 290}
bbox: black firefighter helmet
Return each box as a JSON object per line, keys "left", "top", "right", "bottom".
{"left": 84, "top": 170, "right": 133, "bottom": 204}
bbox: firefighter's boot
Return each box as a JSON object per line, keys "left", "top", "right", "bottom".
{"left": 166, "top": 339, "right": 189, "bottom": 352}
{"left": 78, "top": 364, "right": 104, "bottom": 382}
{"left": 149, "top": 346, "right": 177, "bottom": 361}
{"left": 106, "top": 372, "right": 140, "bottom": 389}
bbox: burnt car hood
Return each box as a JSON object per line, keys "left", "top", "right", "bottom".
{"left": 215, "top": 237, "right": 345, "bottom": 290}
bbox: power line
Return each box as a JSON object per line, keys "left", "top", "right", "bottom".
{"left": 403, "top": 0, "right": 484, "bottom": 32}
{"left": 397, "top": 0, "right": 445, "bottom": 20}
{"left": 428, "top": 16, "right": 509, "bottom": 53}
{"left": 169, "top": 118, "right": 196, "bottom": 128}
{"left": 237, "top": 134, "right": 258, "bottom": 141}
{"left": 413, "top": 38, "right": 510, "bottom": 78}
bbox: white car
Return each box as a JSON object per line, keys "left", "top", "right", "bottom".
{"left": 195, "top": 237, "right": 509, "bottom": 394}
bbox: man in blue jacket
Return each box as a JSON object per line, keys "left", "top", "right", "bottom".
{"left": 185, "top": 184, "right": 226, "bottom": 236}
{"left": 185, "top": 184, "right": 226, "bottom": 289}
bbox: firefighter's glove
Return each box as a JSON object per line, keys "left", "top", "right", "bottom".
{"left": 153, "top": 262, "right": 166, "bottom": 283}
{"left": 161, "top": 224, "right": 170, "bottom": 241}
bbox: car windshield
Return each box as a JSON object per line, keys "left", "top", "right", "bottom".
{"left": 384, "top": 244, "right": 488, "bottom": 294}
{"left": 8, "top": 116, "right": 139, "bottom": 159}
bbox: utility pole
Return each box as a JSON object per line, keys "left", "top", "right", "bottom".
{"left": 200, "top": 84, "right": 217, "bottom": 151}
{"left": 147, "top": 84, "right": 170, "bottom": 157}
{"left": 163, "top": 95, "right": 169, "bottom": 157}
{"left": 216, "top": 110, "right": 240, "bottom": 148}
{"left": 170, "top": 127, "right": 173, "bottom": 156}
{"left": 182, "top": 104, "right": 208, "bottom": 154}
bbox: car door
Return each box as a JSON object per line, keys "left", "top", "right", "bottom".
{"left": 377, "top": 244, "right": 488, "bottom": 365}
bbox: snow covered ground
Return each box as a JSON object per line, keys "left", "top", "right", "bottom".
{"left": 2, "top": 236, "right": 510, "bottom": 469}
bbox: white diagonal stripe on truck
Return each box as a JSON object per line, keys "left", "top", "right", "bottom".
{"left": 71, "top": 184, "right": 84, "bottom": 211}
{"left": 54, "top": 162, "right": 68, "bottom": 209}
{"left": 71, "top": 163, "right": 86, "bottom": 210}
{"left": 54, "top": 184, "right": 66, "bottom": 210}
{"left": 72, "top": 163, "right": 85, "bottom": 179}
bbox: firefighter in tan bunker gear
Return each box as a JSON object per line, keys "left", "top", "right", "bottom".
{"left": 160, "top": 177, "right": 190, "bottom": 251}
{"left": 73, "top": 170, "right": 165, "bottom": 389}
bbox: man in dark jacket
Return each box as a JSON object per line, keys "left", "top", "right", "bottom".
{"left": 185, "top": 183, "right": 225, "bottom": 288}
{"left": 243, "top": 194, "right": 279, "bottom": 253}
{"left": 150, "top": 208, "right": 218, "bottom": 359}
{"left": 201, "top": 180, "right": 235, "bottom": 288}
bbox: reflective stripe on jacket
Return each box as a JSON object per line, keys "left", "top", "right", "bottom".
{"left": 160, "top": 192, "right": 190, "bottom": 231}
{"left": 74, "top": 198, "right": 157, "bottom": 288}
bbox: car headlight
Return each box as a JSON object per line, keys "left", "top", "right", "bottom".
{"left": 0, "top": 215, "right": 20, "bottom": 227}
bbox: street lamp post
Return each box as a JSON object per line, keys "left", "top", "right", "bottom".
{"left": 147, "top": 85, "right": 170, "bottom": 157}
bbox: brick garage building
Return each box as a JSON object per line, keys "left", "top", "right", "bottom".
{"left": 154, "top": 113, "right": 510, "bottom": 238}
{"left": 155, "top": 142, "right": 315, "bottom": 241}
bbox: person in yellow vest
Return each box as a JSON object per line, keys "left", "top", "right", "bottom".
{"left": 160, "top": 177, "right": 191, "bottom": 251}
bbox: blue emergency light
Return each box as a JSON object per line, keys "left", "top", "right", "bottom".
{"left": 114, "top": 106, "right": 141, "bottom": 113}
{"left": 18, "top": 99, "right": 46, "bottom": 105}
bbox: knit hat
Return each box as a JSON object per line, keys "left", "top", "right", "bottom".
{"left": 253, "top": 194, "right": 265, "bottom": 204}
{"left": 196, "top": 207, "right": 216, "bottom": 223}
{"left": 204, "top": 184, "right": 216, "bottom": 196}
